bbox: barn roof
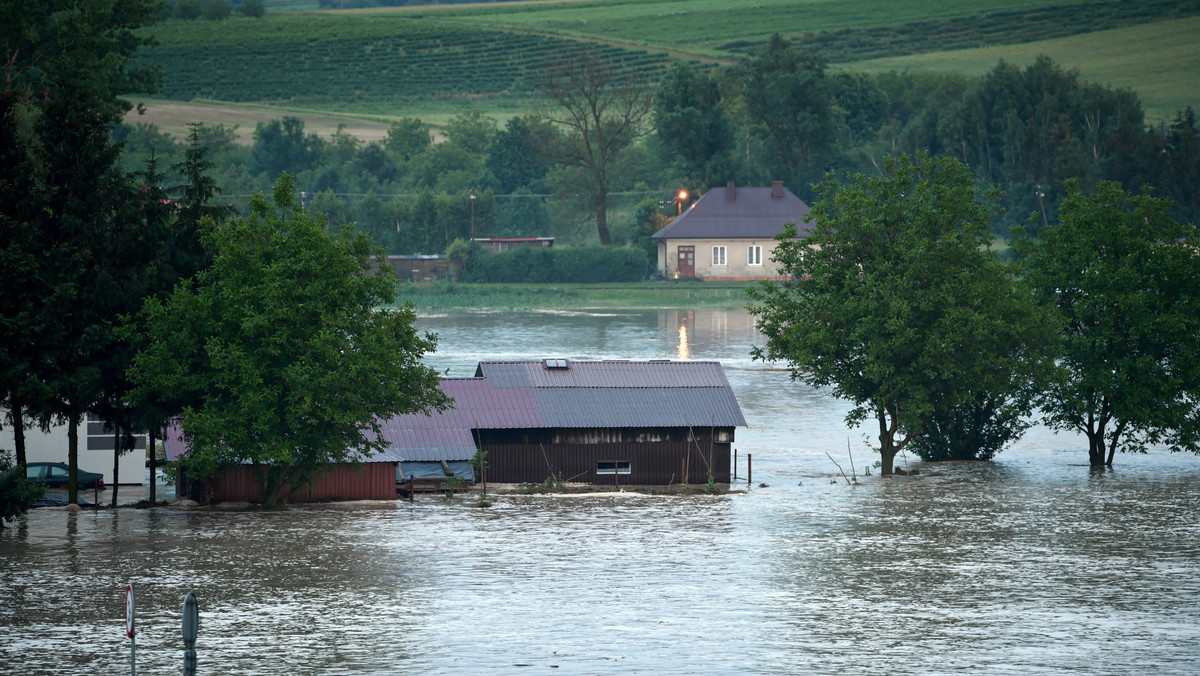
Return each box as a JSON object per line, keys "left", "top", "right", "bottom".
{"left": 165, "top": 360, "right": 746, "bottom": 465}
{"left": 651, "top": 182, "right": 812, "bottom": 240}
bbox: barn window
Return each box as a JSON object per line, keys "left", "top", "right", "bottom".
{"left": 596, "top": 460, "right": 631, "bottom": 475}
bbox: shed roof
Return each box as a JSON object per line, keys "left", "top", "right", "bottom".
{"left": 651, "top": 183, "right": 812, "bottom": 240}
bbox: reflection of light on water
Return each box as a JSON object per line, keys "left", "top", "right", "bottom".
{"left": 677, "top": 324, "right": 690, "bottom": 360}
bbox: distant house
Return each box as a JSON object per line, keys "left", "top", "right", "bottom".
{"left": 471, "top": 237, "right": 554, "bottom": 253}
{"left": 651, "top": 181, "right": 811, "bottom": 280}
{"left": 168, "top": 359, "right": 746, "bottom": 503}
{"left": 383, "top": 359, "right": 746, "bottom": 486}
{"left": 372, "top": 255, "right": 449, "bottom": 282}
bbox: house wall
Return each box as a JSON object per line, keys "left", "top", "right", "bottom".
{"left": 179, "top": 462, "right": 397, "bottom": 503}
{"left": 1, "top": 414, "right": 146, "bottom": 485}
{"left": 479, "top": 427, "right": 734, "bottom": 484}
{"left": 658, "top": 238, "right": 786, "bottom": 280}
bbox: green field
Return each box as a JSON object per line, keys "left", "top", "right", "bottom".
{"left": 138, "top": 0, "right": 1199, "bottom": 127}
{"left": 395, "top": 281, "right": 755, "bottom": 312}
{"left": 851, "top": 16, "right": 1200, "bottom": 122}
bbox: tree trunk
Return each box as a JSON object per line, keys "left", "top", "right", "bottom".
{"left": 67, "top": 407, "right": 79, "bottom": 506}
{"left": 111, "top": 424, "right": 121, "bottom": 507}
{"left": 1087, "top": 432, "right": 1106, "bottom": 467}
{"left": 596, "top": 196, "right": 611, "bottom": 245}
{"left": 148, "top": 428, "right": 157, "bottom": 504}
{"left": 11, "top": 400, "right": 26, "bottom": 467}
{"left": 878, "top": 407, "right": 898, "bottom": 476}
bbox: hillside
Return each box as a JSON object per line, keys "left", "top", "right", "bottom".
{"left": 135, "top": 0, "right": 1199, "bottom": 128}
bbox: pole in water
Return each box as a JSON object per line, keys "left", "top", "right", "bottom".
{"left": 747, "top": 454, "right": 752, "bottom": 486}
{"left": 182, "top": 591, "right": 199, "bottom": 676}
{"left": 733, "top": 449, "right": 738, "bottom": 480}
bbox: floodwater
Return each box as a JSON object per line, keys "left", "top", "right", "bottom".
{"left": 3, "top": 308, "right": 1199, "bottom": 674}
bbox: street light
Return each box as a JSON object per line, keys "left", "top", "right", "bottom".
{"left": 676, "top": 189, "right": 688, "bottom": 216}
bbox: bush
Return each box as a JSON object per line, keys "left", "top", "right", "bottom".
{"left": 460, "top": 245, "right": 648, "bottom": 283}
{"left": 1, "top": 452, "right": 46, "bottom": 528}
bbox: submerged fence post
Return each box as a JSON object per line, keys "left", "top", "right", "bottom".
{"left": 733, "top": 449, "right": 738, "bottom": 480}
{"left": 182, "top": 592, "right": 198, "bottom": 676}
{"left": 747, "top": 454, "right": 752, "bottom": 486}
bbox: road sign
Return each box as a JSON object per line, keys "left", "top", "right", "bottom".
{"left": 125, "top": 585, "right": 135, "bottom": 638}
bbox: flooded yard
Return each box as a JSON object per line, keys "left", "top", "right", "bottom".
{"left": 3, "top": 309, "right": 1199, "bottom": 674}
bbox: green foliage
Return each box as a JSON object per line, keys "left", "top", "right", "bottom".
{"left": 749, "top": 153, "right": 1051, "bottom": 474}
{"left": 237, "top": 0, "right": 266, "bottom": 17}
{"left": 652, "top": 63, "right": 734, "bottom": 188}
{"left": 1014, "top": 181, "right": 1200, "bottom": 466}
{"left": 127, "top": 175, "right": 450, "bottom": 507}
{"left": 250, "top": 116, "right": 325, "bottom": 178}
{"left": 1, "top": 452, "right": 45, "bottom": 526}
{"left": 729, "top": 34, "right": 839, "bottom": 198}
{"left": 461, "top": 245, "right": 649, "bottom": 283}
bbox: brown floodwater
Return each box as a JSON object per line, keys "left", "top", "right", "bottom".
{"left": 3, "top": 309, "right": 1198, "bottom": 674}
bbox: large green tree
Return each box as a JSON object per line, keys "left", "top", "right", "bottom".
{"left": 1016, "top": 181, "right": 1200, "bottom": 467}
{"left": 729, "top": 34, "right": 838, "bottom": 198}
{"left": 749, "top": 153, "right": 1049, "bottom": 475}
{"left": 653, "top": 63, "right": 734, "bottom": 189}
{"left": 127, "top": 176, "right": 450, "bottom": 507}
{"left": 1, "top": 0, "right": 160, "bottom": 505}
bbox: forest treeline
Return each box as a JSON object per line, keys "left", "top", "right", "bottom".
{"left": 120, "top": 36, "right": 1199, "bottom": 262}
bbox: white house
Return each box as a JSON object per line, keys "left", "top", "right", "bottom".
{"left": 652, "top": 181, "right": 812, "bottom": 280}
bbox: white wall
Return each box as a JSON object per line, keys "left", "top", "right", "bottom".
{"left": 659, "top": 238, "right": 787, "bottom": 279}
{"left": 2, "top": 417, "right": 146, "bottom": 485}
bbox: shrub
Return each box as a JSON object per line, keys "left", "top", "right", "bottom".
{"left": 460, "top": 245, "right": 648, "bottom": 283}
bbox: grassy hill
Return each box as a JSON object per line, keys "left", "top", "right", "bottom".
{"left": 135, "top": 0, "right": 1199, "bottom": 130}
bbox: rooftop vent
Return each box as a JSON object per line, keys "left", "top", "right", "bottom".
{"left": 544, "top": 358, "right": 569, "bottom": 369}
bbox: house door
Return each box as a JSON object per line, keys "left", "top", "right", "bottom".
{"left": 677, "top": 246, "right": 695, "bottom": 277}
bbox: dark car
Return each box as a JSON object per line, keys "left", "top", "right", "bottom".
{"left": 25, "top": 462, "right": 106, "bottom": 490}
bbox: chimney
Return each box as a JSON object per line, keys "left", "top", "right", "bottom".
{"left": 727, "top": 181, "right": 736, "bottom": 201}
{"left": 772, "top": 181, "right": 783, "bottom": 199}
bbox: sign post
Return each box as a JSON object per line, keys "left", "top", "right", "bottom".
{"left": 182, "top": 592, "right": 199, "bottom": 676}
{"left": 125, "top": 584, "right": 135, "bottom": 676}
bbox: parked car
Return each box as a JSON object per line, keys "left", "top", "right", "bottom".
{"left": 25, "top": 462, "right": 106, "bottom": 490}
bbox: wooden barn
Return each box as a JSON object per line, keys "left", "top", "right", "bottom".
{"left": 381, "top": 359, "right": 746, "bottom": 486}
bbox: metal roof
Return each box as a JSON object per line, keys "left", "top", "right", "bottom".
{"left": 532, "top": 387, "right": 746, "bottom": 428}
{"left": 651, "top": 185, "right": 812, "bottom": 240}
{"left": 476, "top": 360, "right": 736, "bottom": 388}
{"left": 167, "top": 361, "right": 746, "bottom": 465}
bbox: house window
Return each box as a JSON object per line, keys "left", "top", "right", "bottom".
{"left": 597, "top": 460, "right": 631, "bottom": 475}
{"left": 748, "top": 245, "right": 762, "bottom": 266}
{"left": 712, "top": 246, "right": 726, "bottom": 266}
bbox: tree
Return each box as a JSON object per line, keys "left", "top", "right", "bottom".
{"left": 250, "top": 116, "right": 324, "bottom": 178}
{"left": 652, "top": 63, "right": 734, "bottom": 188}
{"left": 486, "top": 115, "right": 550, "bottom": 194}
{"left": 749, "top": 153, "right": 1048, "bottom": 475}
{"left": 1, "top": 451, "right": 45, "bottom": 528}
{"left": 384, "top": 117, "right": 431, "bottom": 164}
{"left": 729, "top": 34, "right": 839, "bottom": 198}
{"left": 127, "top": 175, "right": 450, "bottom": 507}
{"left": 1015, "top": 181, "right": 1200, "bottom": 467}
{"left": 534, "top": 47, "right": 654, "bottom": 245}
{"left": 1, "top": 0, "right": 161, "bottom": 504}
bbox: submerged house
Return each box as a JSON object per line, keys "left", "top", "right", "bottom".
{"left": 652, "top": 181, "right": 811, "bottom": 280}
{"left": 168, "top": 359, "right": 745, "bottom": 503}
{"left": 385, "top": 359, "right": 746, "bottom": 486}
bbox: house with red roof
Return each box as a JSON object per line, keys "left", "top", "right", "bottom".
{"left": 652, "top": 181, "right": 811, "bottom": 280}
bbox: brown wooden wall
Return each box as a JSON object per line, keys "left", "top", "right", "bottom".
{"left": 181, "top": 462, "right": 397, "bottom": 503}
{"left": 482, "top": 441, "right": 730, "bottom": 485}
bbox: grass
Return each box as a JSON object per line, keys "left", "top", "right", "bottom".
{"left": 848, "top": 16, "right": 1200, "bottom": 122}
{"left": 393, "top": 280, "right": 755, "bottom": 312}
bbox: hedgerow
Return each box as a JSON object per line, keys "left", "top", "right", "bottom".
{"left": 460, "top": 245, "right": 649, "bottom": 283}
